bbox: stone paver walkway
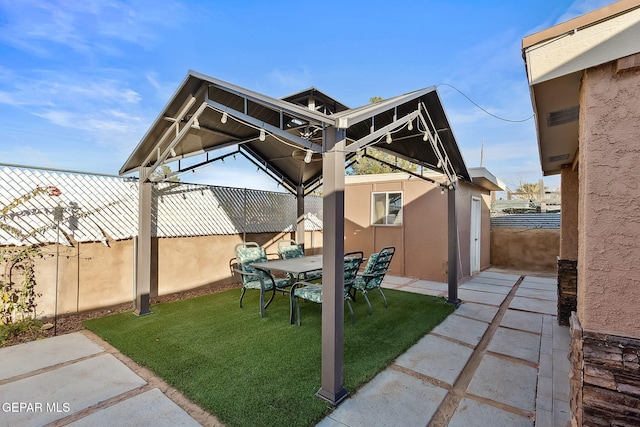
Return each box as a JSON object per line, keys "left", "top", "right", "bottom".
{"left": 0, "top": 332, "right": 218, "bottom": 427}
{"left": 319, "top": 269, "right": 570, "bottom": 427}
{"left": 0, "top": 269, "right": 569, "bottom": 426}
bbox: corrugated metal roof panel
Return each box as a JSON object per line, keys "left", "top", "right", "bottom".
{"left": 1, "top": 166, "right": 323, "bottom": 245}
{"left": 491, "top": 213, "right": 560, "bottom": 229}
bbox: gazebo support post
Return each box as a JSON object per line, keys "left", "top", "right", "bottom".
{"left": 296, "top": 184, "right": 305, "bottom": 250}
{"left": 316, "top": 127, "right": 349, "bottom": 406}
{"left": 135, "top": 168, "right": 152, "bottom": 315}
{"left": 447, "top": 184, "right": 461, "bottom": 306}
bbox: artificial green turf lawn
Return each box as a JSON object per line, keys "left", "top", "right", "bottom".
{"left": 84, "top": 287, "right": 454, "bottom": 427}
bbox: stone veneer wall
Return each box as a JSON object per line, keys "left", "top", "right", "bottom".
{"left": 558, "top": 259, "right": 578, "bottom": 326}
{"left": 570, "top": 313, "right": 640, "bottom": 426}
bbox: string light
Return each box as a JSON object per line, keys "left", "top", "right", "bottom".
{"left": 304, "top": 149, "right": 313, "bottom": 164}
{"left": 259, "top": 129, "right": 266, "bottom": 141}
{"left": 221, "top": 111, "right": 228, "bottom": 124}
{"left": 407, "top": 119, "right": 413, "bottom": 131}
{"left": 386, "top": 132, "right": 392, "bottom": 144}
{"left": 423, "top": 132, "right": 429, "bottom": 141}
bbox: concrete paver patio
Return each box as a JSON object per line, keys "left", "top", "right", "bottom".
{"left": 320, "top": 269, "right": 570, "bottom": 427}
{"left": 0, "top": 268, "right": 569, "bottom": 426}
{"left": 0, "top": 333, "right": 214, "bottom": 426}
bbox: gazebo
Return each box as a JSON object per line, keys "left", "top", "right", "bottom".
{"left": 120, "top": 70, "right": 469, "bottom": 405}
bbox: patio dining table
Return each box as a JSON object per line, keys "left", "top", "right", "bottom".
{"left": 250, "top": 254, "right": 323, "bottom": 323}
{"left": 250, "top": 254, "right": 323, "bottom": 278}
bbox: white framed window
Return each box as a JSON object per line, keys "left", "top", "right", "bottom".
{"left": 371, "top": 192, "right": 403, "bottom": 226}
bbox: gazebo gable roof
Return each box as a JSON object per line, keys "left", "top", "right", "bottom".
{"left": 120, "top": 70, "right": 469, "bottom": 194}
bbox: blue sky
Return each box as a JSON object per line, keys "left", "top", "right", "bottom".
{"left": 0, "top": 0, "right": 613, "bottom": 193}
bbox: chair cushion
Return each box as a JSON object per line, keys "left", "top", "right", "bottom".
{"left": 243, "top": 277, "right": 289, "bottom": 291}
{"left": 303, "top": 270, "right": 323, "bottom": 281}
{"left": 295, "top": 284, "right": 323, "bottom": 303}
{"left": 363, "top": 253, "right": 379, "bottom": 274}
{"left": 279, "top": 245, "right": 304, "bottom": 259}
{"left": 352, "top": 276, "right": 367, "bottom": 291}
{"left": 236, "top": 247, "right": 268, "bottom": 284}
{"left": 344, "top": 257, "right": 362, "bottom": 285}
{"left": 353, "top": 269, "right": 385, "bottom": 291}
{"left": 295, "top": 282, "right": 352, "bottom": 303}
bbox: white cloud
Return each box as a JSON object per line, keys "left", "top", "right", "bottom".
{"left": 145, "top": 71, "right": 179, "bottom": 103}
{"left": 0, "top": 69, "right": 148, "bottom": 157}
{"left": 0, "top": 0, "right": 187, "bottom": 56}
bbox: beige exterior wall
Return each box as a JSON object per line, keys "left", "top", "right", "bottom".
{"left": 344, "top": 175, "right": 491, "bottom": 282}
{"left": 490, "top": 228, "right": 560, "bottom": 272}
{"left": 35, "top": 239, "right": 135, "bottom": 317}
{"left": 29, "top": 230, "right": 324, "bottom": 318}
{"left": 577, "top": 62, "right": 640, "bottom": 338}
{"left": 560, "top": 165, "right": 579, "bottom": 260}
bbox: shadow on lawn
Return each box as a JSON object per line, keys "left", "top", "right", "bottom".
{"left": 84, "top": 287, "right": 454, "bottom": 427}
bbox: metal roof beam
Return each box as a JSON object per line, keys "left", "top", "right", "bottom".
{"left": 361, "top": 151, "right": 444, "bottom": 188}
{"left": 345, "top": 110, "right": 421, "bottom": 153}
{"left": 194, "top": 70, "right": 337, "bottom": 127}
{"left": 417, "top": 109, "right": 458, "bottom": 186}
{"left": 239, "top": 145, "right": 298, "bottom": 193}
{"left": 136, "top": 83, "right": 208, "bottom": 178}
{"left": 332, "top": 87, "right": 434, "bottom": 128}
{"left": 204, "top": 98, "right": 324, "bottom": 153}
{"left": 142, "top": 101, "right": 208, "bottom": 182}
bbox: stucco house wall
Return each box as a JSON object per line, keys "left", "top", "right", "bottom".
{"left": 523, "top": 3, "right": 640, "bottom": 424}
{"left": 344, "top": 173, "right": 491, "bottom": 283}
{"left": 578, "top": 61, "right": 640, "bottom": 339}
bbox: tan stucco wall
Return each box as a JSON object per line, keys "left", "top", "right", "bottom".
{"left": 577, "top": 62, "right": 640, "bottom": 338}
{"left": 28, "top": 231, "right": 318, "bottom": 318}
{"left": 344, "top": 176, "right": 491, "bottom": 282}
{"left": 35, "top": 239, "right": 135, "bottom": 317}
{"left": 560, "top": 165, "right": 579, "bottom": 260}
{"left": 490, "top": 228, "right": 560, "bottom": 272}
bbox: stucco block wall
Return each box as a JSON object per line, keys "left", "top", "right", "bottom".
{"left": 560, "top": 165, "right": 579, "bottom": 260}
{"left": 29, "top": 232, "right": 310, "bottom": 318}
{"left": 490, "top": 227, "right": 559, "bottom": 272}
{"left": 578, "top": 61, "right": 640, "bottom": 338}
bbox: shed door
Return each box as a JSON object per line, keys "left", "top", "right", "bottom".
{"left": 470, "top": 196, "right": 481, "bottom": 275}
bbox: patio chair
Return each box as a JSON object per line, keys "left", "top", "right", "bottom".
{"left": 351, "top": 246, "right": 395, "bottom": 314}
{"left": 277, "top": 239, "right": 322, "bottom": 281}
{"left": 290, "top": 251, "right": 364, "bottom": 326}
{"left": 234, "top": 242, "right": 289, "bottom": 317}
{"left": 277, "top": 239, "right": 304, "bottom": 259}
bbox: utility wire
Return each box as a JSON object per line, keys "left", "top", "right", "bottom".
{"left": 437, "top": 83, "right": 534, "bottom": 123}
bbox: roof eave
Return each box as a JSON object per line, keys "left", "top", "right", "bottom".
{"left": 332, "top": 86, "right": 437, "bottom": 128}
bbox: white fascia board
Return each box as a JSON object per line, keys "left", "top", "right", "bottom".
{"left": 524, "top": 8, "right": 640, "bottom": 85}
